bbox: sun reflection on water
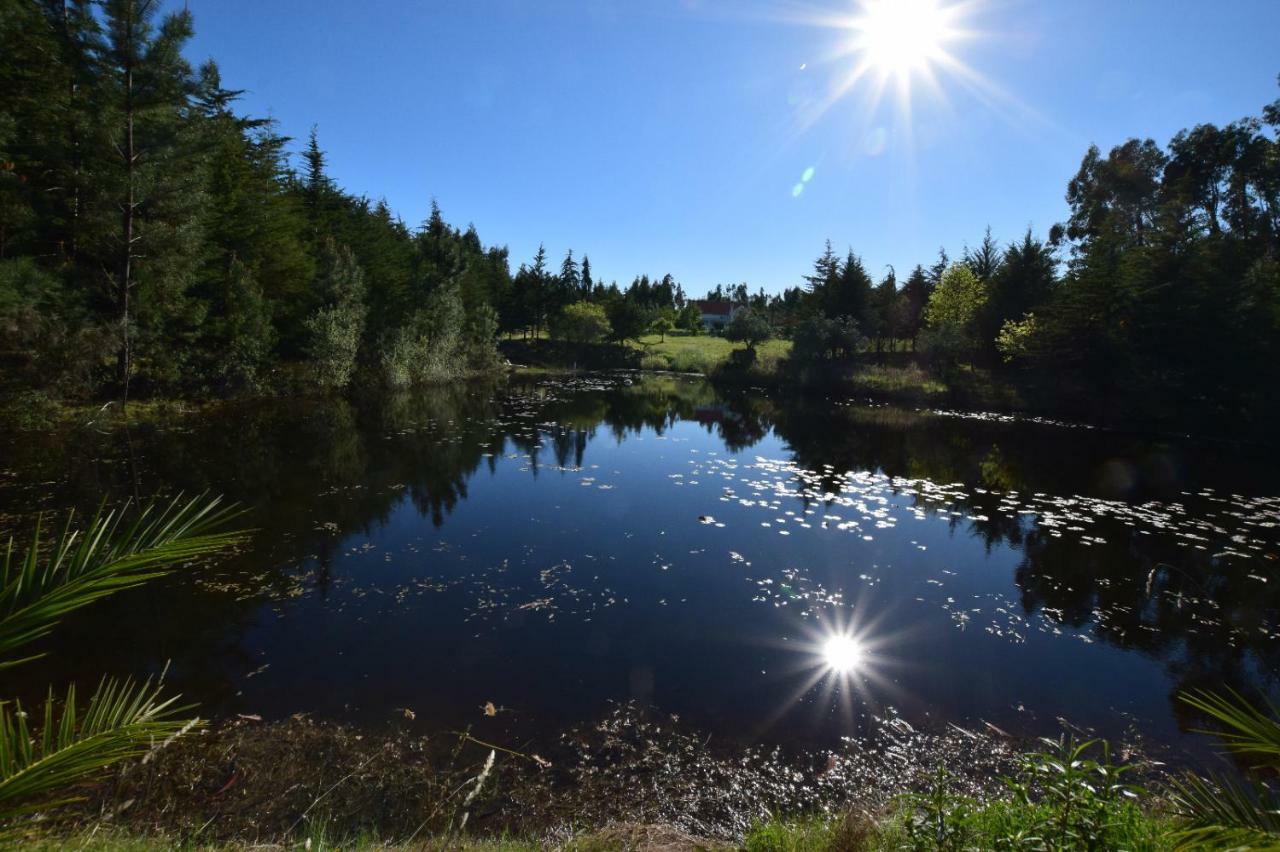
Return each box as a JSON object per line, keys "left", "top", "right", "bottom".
{"left": 822, "top": 634, "right": 866, "bottom": 674}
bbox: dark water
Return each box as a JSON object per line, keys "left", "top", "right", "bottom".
{"left": 3, "top": 374, "right": 1278, "bottom": 760}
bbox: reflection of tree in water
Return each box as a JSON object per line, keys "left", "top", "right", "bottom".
{"left": 3, "top": 374, "right": 1277, "bottom": 736}
{"left": 768, "top": 396, "right": 1280, "bottom": 727}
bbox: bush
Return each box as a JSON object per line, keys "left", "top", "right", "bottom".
{"left": 995, "top": 312, "right": 1040, "bottom": 364}
{"left": 305, "top": 241, "right": 367, "bottom": 390}
{"left": 551, "top": 301, "right": 611, "bottom": 344}
{"left": 381, "top": 287, "right": 463, "bottom": 387}
{"left": 790, "top": 314, "right": 864, "bottom": 365}
{"left": 900, "top": 738, "right": 1152, "bottom": 851}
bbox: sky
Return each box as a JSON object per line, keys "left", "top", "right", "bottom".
{"left": 180, "top": 0, "right": 1280, "bottom": 295}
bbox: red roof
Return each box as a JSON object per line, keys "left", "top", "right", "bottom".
{"left": 692, "top": 299, "right": 733, "bottom": 316}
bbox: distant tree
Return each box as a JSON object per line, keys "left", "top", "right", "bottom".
{"left": 804, "top": 240, "right": 841, "bottom": 297}
{"left": 898, "top": 264, "right": 933, "bottom": 350}
{"left": 871, "top": 266, "right": 897, "bottom": 352}
{"left": 724, "top": 308, "right": 772, "bottom": 352}
{"left": 606, "top": 297, "right": 650, "bottom": 344}
{"left": 828, "top": 251, "right": 876, "bottom": 331}
{"left": 977, "top": 229, "right": 1057, "bottom": 359}
{"left": 964, "top": 227, "right": 1003, "bottom": 282}
{"left": 552, "top": 300, "right": 611, "bottom": 344}
{"left": 529, "top": 243, "right": 551, "bottom": 336}
{"left": 677, "top": 302, "right": 703, "bottom": 334}
{"left": 927, "top": 247, "right": 950, "bottom": 290}
{"left": 791, "top": 314, "right": 864, "bottom": 365}
{"left": 559, "top": 249, "right": 580, "bottom": 299}
{"left": 650, "top": 313, "right": 675, "bottom": 342}
{"left": 580, "top": 254, "right": 593, "bottom": 297}
{"left": 218, "top": 258, "right": 275, "bottom": 391}
{"left": 921, "top": 263, "right": 987, "bottom": 369}
{"left": 100, "top": 0, "right": 206, "bottom": 395}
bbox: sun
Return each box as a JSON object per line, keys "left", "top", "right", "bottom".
{"left": 822, "top": 634, "right": 866, "bottom": 673}
{"left": 779, "top": 0, "right": 984, "bottom": 133}
{"left": 853, "top": 0, "right": 955, "bottom": 77}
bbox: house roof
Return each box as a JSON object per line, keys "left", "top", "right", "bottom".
{"left": 692, "top": 299, "right": 733, "bottom": 316}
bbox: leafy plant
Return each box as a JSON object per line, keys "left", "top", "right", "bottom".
{"left": 0, "top": 678, "right": 194, "bottom": 820}
{"left": 1168, "top": 689, "right": 1280, "bottom": 850}
{"left": 902, "top": 767, "right": 976, "bottom": 851}
{"left": 898, "top": 737, "right": 1149, "bottom": 851}
{"left": 1003, "top": 736, "right": 1143, "bottom": 850}
{"left": 1, "top": 495, "right": 244, "bottom": 668}
{"left": 0, "top": 494, "right": 243, "bottom": 827}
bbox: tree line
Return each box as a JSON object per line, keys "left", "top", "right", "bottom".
{"left": 709, "top": 79, "right": 1279, "bottom": 427}
{"left": 0, "top": 1, "right": 702, "bottom": 398}
{"left": 2, "top": 4, "right": 1278, "bottom": 426}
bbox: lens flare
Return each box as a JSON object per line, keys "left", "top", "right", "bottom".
{"left": 767, "top": 0, "right": 1040, "bottom": 143}
{"left": 822, "top": 634, "right": 865, "bottom": 673}
{"left": 854, "top": 0, "right": 953, "bottom": 77}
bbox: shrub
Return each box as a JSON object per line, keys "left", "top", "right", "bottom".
{"left": 552, "top": 301, "right": 611, "bottom": 344}
{"left": 305, "top": 241, "right": 366, "bottom": 390}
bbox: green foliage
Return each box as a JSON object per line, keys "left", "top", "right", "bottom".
{"left": 995, "top": 313, "right": 1040, "bottom": 364}
{"left": 0, "top": 494, "right": 242, "bottom": 828}
{"left": 0, "top": 678, "right": 195, "bottom": 821}
{"left": 605, "top": 298, "right": 651, "bottom": 344}
{"left": 1, "top": 495, "right": 243, "bottom": 668}
{"left": 218, "top": 259, "right": 276, "bottom": 392}
{"left": 1167, "top": 689, "right": 1280, "bottom": 850}
{"left": 921, "top": 264, "right": 987, "bottom": 369}
{"left": 897, "top": 739, "right": 1156, "bottom": 852}
{"left": 464, "top": 304, "right": 502, "bottom": 372}
{"left": 924, "top": 264, "right": 987, "bottom": 337}
{"left": 551, "top": 301, "right": 611, "bottom": 345}
{"left": 650, "top": 314, "right": 675, "bottom": 342}
{"left": 380, "top": 288, "right": 460, "bottom": 387}
{"left": 677, "top": 303, "right": 703, "bottom": 334}
{"left": 790, "top": 314, "right": 864, "bottom": 365}
{"left": 724, "top": 308, "right": 772, "bottom": 351}
{"left": 305, "top": 241, "right": 367, "bottom": 390}
{"left": 742, "top": 738, "right": 1166, "bottom": 852}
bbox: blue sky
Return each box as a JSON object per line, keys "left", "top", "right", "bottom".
{"left": 182, "top": 0, "right": 1280, "bottom": 294}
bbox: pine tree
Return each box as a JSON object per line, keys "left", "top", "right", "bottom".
{"left": 804, "top": 240, "right": 840, "bottom": 299}
{"left": 964, "top": 227, "right": 1003, "bottom": 282}
{"left": 580, "top": 254, "right": 593, "bottom": 298}
{"left": 99, "top": 0, "right": 205, "bottom": 395}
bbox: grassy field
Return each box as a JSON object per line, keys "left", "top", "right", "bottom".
{"left": 626, "top": 332, "right": 791, "bottom": 374}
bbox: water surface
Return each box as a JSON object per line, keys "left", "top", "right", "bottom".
{"left": 4, "top": 374, "right": 1278, "bottom": 760}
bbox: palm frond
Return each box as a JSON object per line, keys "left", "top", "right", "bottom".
{"left": 1180, "top": 688, "right": 1280, "bottom": 766}
{"left": 0, "top": 677, "right": 199, "bottom": 820}
{"left": 1167, "top": 770, "right": 1280, "bottom": 851}
{"left": 0, "top": 493, "right": 246, "bottom": 668}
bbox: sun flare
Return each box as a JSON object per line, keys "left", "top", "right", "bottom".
{"left": 853, "top": 0, "right": 954, "bottom": 77}
{"left": 780, "top": 0, "right": 998, "bottom": 135}
{"left": 822, "top": 634, "right": 866, "bottom": 673}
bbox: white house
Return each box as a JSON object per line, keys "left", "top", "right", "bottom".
{"left": 691, "top": 299, "right": 741, "bottom": 332}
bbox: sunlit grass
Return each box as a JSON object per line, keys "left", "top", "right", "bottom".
{"left": 630, "top": 333, "right": 792, "bottom": 374}
{"left": 848, "top": 363, "right": 947, "bottom": 396}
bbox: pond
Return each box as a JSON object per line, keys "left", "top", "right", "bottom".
{"left": 3, "top": 373, "right": 1278, "bottom": 762}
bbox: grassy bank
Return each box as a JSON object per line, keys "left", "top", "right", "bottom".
{"left": 500, "top": 333, "right": 1017, "bottom": 412}
{"left": 9, "top": 709, "right": 1194, "bottom": 852}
